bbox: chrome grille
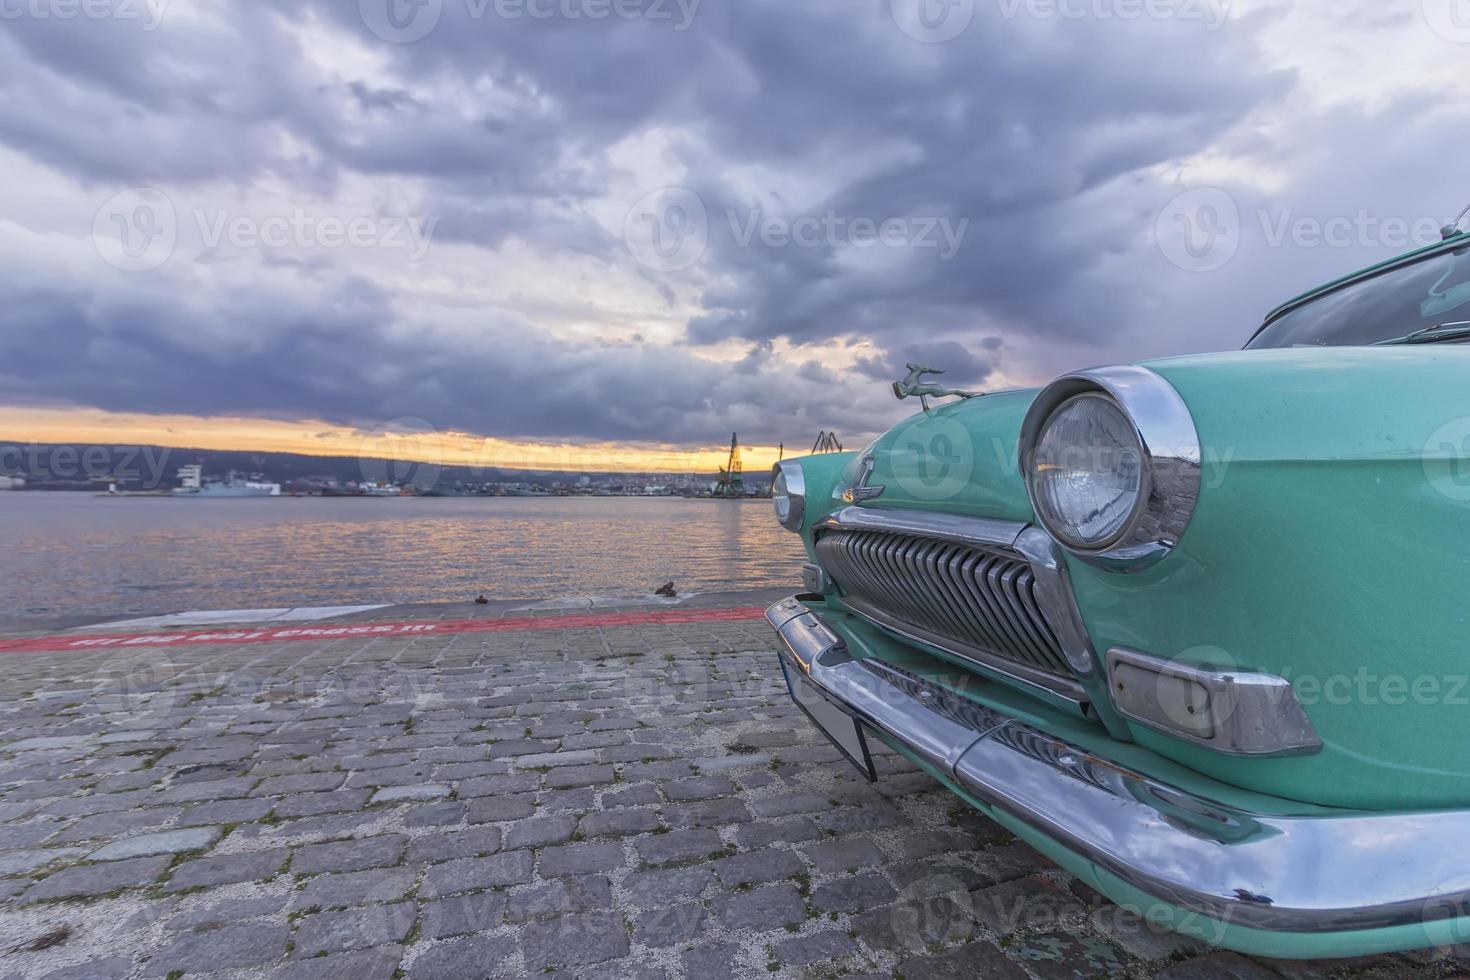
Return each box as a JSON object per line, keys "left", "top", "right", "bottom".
{"left": 814, "top": 528, "right": 1077, "bottom": 692}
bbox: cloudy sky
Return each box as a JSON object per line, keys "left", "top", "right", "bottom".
{"left": 1, "top": 0, "right": 1467, "bottom": 471}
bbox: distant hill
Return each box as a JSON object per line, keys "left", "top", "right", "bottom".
{"left": 0, "top": 442, "right": 741, "bottom": 492}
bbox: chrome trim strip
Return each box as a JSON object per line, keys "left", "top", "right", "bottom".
{"left": 1106, "top": 646, "right": 1322, "bottom": 757}
{"left": 1019, "top": 365, "right": 1202, "bottom": 573}
{"left": 818, "top": 506, "right": 1026, "bottom": 552}
{"left": 768, "top": 599, "right": 1470, "bottom": 936}
{"left": 771, "top": 461, "right": 806, "bottom": 531}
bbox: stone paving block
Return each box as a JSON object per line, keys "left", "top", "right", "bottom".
{"left": 142, "top": 922, "right": 288, "bottom": 976}
{"left": 634, "top": 828, "right": 722, "bottom": 866}
{"left": 166, "top": 848, "right": 287, "bottom": 891}
{"left": 370, "top": 783, "right": 449, "bottom": 804}
{"left": 810, "top": 870, "right": 898, "bottom": 913}
{"left": 158, "top": 776, "right": 257, "bottom": 803}
{"left": 749, "top": 791, "right": 829, "bottom": 817}
{"left": 403, "top": 801, "right": 465, "bottom": 827}
{"left": 268, "top": 945, "right": 403, "bottom": 980}
{"left": 457, "top": 772, "right": 540, "bottom": 798}
{"left": 663, "top": 798, "right": 752, "bottom": 828}
{"left": 601, "top": 783, "right": 660, "bottom": 807}
{"left": 23, "top": 854, "right": 170, "bottom": 903}
{"left": 543, "top": 764, "right": 616, "bottom": 789}
{"left": 1009, "top": 931, "right": 1131, "bottom": 979}
{"left": 297, "top": 868, "right": 417, "bottom": 909}
{"left": 971, "top": 876, "right": 1087, "bottom": 937}
{"left": 522, "top": 911, "right": 630, "bottom": 971}
{"left": 177, "top": 798, "right": 274, "bottom": 826}
{"left": 291, "top": 834, "right": 405, "bottom": 875}
{"left": 38, "top": 956, "right": 135, "bottom": 980}
{"left": 422, "top": 891, "right": 508, "bottom": 938}
{"left": 0, "top": 821, "right": 60, "bottom": 849}
{"left": 89, "top": 826, "right": 222, "bottom": 861}
{"left": 292, "top": 902, "right": 416, "bottom": 957}
{"left": 714, "top": 882, "right": 807, "bottom": 930}
{"left": 405, "top": 934, "right": 518, "bottom": 978}
{"left": 773, "top": 929, "right": 858, "bottom": 966}
{"left": 895, "top": 940, "right": 1031, "bottom": 980}
{"left": 537, "top": 842, "right": 625, "bottom": 876}
{"left": 405, "top": 827, "right": 502, "bottom": 864}
{"left": 577, "top": 806, "right": 659, "bottom": 838}
{"left": 466, "top": 794, "right": 537, "bottom": 823}
{"left": 503, "top": 813, "right": 577, "bottom": 849}
{"left": 633, "top": 904, "right": 706, "bottom": 947}
{"left": 0, "top": 846, "right": 88, "bottom": 876}
{"left": 420, "top": 851, "right": 535, "bottom": 897}
{"left": 802, "top": 836, "right": 886, "bottom": 873}
{"left": 681, "top": 942, "right": 740, "bottom": 980}
{"left": 735, "top": 816, "right": 822, "bottom": 848}
{"left": 256, "top": 772, "right": 346, "bottom": 796}
{"left": 622, "top": 864, "right": 714, "bottom": 907}
{"left": 1156, "top": 952, "right": 1286, "bottom": 979}
{"left": 662, "top": 775, "right": 736, "bottom": 801}
{"left": 170, "top": 894, "right": 290, "bottom": 931}
{"left": 504, "top": 875, "right": 612, "bottom": 923}
{"left": 273, "top": 790, "right": 371, "bottom": 819}
{"left": 709, "top": 847, "right": 804, "bottom": 887}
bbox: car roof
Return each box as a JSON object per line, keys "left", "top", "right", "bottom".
{"left": 1253, "top": 230, "right": 1470, "bottom": 339}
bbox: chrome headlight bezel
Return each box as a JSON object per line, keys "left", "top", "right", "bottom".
{"left": 771, "top": 461, "right": 806, "bottom": 532}
{"left": 1019, "top": 366, "right": 1201, "bottom": 572}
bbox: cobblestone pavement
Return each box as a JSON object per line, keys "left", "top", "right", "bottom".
{"left": 0, "top": 597, "right": 1448, "bottom": 978}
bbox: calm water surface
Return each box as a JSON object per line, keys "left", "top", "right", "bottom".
{"left": 0, "top": 493, "right": 805, "bottom": 622}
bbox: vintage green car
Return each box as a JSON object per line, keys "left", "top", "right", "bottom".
{"left": 766, "top": 231, "right": 1470, "bottom": 959}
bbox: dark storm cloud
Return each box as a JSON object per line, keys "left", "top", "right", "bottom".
{"left": 0, "top": 0, "right": 1358, "bottom": 448}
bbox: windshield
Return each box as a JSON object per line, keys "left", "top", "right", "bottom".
{"left": 1248, "top": 243, "right": 1470, "bottom": 348}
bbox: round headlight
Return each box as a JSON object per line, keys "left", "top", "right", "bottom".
{"left": 1020, "top": 366, "right": 1201, "bottom": 571}
{"left": 1028, "top": 394, "right": 1143, "bottom": 549}
{"left": 771, "top": 461, "right": 806, "bottom": 532}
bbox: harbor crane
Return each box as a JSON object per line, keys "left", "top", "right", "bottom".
{"left": 713, "top": 433, "right": 744, "bottom": 498}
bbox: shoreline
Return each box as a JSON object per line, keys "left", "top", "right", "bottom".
{"left": 0, "top": 586, "right": 797, "bottom": 639}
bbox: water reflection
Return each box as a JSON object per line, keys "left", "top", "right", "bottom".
{"left": 0, "top": 494, "right": 805, "bottom": 620}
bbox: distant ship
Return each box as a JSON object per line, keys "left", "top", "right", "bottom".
{"left": 172, "top": 465, "right": 281, "bottom": 498}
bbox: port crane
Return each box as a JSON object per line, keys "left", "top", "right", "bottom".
{"left": 713, "top": 433, "right": 744, "bottom": 498}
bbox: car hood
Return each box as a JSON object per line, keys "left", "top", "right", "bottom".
{"left": 841, "top": 386, "right": 1040, "bottom": 523}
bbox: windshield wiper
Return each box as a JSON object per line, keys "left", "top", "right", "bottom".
{"left": 1374, "top": 320, "right": 1470, "bottom": 346}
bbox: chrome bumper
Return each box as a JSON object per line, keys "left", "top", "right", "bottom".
{"left": 767, "top": 597, "right": 1470, "bottom": 937}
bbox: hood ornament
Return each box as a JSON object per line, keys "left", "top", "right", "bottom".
{"left": 892, "top": 363, "right": 982, "bottom": 413}
{"left": 842, "top": 454, "right": 885, "bottom": 504}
